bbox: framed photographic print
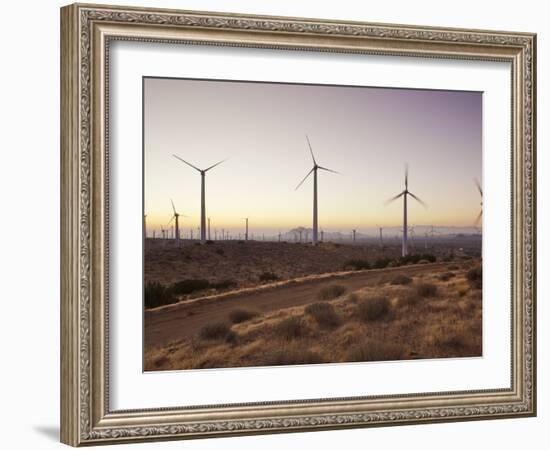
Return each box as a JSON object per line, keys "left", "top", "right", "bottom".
{"left": 60, "top": 3, "right": 537, "bottom": 446}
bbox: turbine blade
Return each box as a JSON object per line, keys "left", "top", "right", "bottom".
{"left": 385, "top": 191, "right": 405, "bottom": 205}
{"left": 317, "top": 165, "right": 339, "bottom": 174}
{"left": 294, "top": 168, "right": 314, "bottom": 191}
{"left": 170, "top": 198, "right": 176, "bottom": 215}
{"left": 173, "top": 155, "right": 201, "bottom": 172}
{"left": 204, "top": 159, "right": 227, "bottom": 172}
{"left": 305, "top": 135, "right": 317, "bottom": 165}
{"left": 408, "top": 192, "right": 428, "bottom": 208}
{"left": 474, "top": 210, "right": 482, "bottom": 225}
{"left": 405, "top": 163, "right": 409, "bottom": 189}
{"left": 167, "top": 215, "right": 175, "bottom": 226}
{"left": 474, "top": 177, "right": 483, "bottom": 197}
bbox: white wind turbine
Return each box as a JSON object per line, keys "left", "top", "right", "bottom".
{"left": 173, "top": 155, "right": 226, "bottom": 243}
{"left": 295, "top": 135, "right": 339, "bottom": 245}
{"left": 474, "top": 177, "right": 483, "bottom": 227}
{"left": 376, "top": 224, "right": 384, "bottom": 248}
{"left": 385, "top": 164, "right": 427, "bottom": 257}
{"left": 167, "top": 199, "right": 188, "bottom": 241}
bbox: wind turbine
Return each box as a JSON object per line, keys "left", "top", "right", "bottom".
{"left": 474, "top": 177, "right": 483, "bottom": 226}
{"left": 386, "top": 165, "right": 427, "bottom": 257}
{"left": 376, "top": 225, "right": 384, "bottom": 248}
{"left": 243, "top": 218, "right": 249, "bottom": 241}
{"left": 173, "top": 155, "right": 226, "bottom": 242}
{"left": 295, "top": 135, "right": 339, "bottom": 245}
{"left": 167, "top": 199, "right": 187, "bottom": 241}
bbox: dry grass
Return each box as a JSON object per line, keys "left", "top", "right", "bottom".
{"left": 416, "top": 282, "right": 438, "bottom": 297}
{"left": 466, "top": 265, "right": 483, "bottom": 289}
{"left": 318, "top": 284, "right": 347, "bottom": 300}
{"left": 199, "top": 322, "right": 233, "bottom": 341}
{"left": 305, "top": 302, "right": 341, "bottom": 329}
{"left": 389, "top": 274, "right": 413, "bottom": 285}
{"left": 228, "top": 308, "right": 259, "bottom": 324}
{"left": 144, "top": 260, "right": 482, "bottom": 371}
{"left": 275, "top": 316, "right": 307, "bottom": 340}
{"left": 357, "top": 296, "right": 391, "bottom": 321}
{"left": 263, "top": 345, "right": 324, "bottom": 366}
{"left": 346, "top": 339, "right": 404, "bottom": 362}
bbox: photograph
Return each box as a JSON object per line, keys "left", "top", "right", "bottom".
{"left": 143, "top": 77, "right": 484, "bottom": 371}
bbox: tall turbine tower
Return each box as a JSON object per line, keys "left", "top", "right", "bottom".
{"left": 173, "top": 155, "right": 226, "bottom": 242}
{"left": 295, "top": 135, "right": 338, "bottom": 245}
{"left": 243, "top": 218, "right": 249, "bottom": 241}
{"left": 386, "top": 165, "right": 427, "bottom": 257}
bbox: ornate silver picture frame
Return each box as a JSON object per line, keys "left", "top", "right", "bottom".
{"left": 61, "top": 3, "right": 536, "bottom": 446}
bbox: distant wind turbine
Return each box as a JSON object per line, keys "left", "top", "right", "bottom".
{"left": 167, "top": 199, "right": 187, "bottom": 241}
{"left": 376, "top": 224, "right": 384, "bottom": 248}
{"left": 295, "top": 135, "right": 339, "bottom": 245}
{"left": 243, "top": 218, "right": 249, "bottom": 241}
{"left": 474, "top": 177, "right": 483, "bottom": 226}
{"left": 173, "top": 154, "right": 226, "bottom": 243}
{"left": 385, "top": 164, "right": 427, "bottom": 257}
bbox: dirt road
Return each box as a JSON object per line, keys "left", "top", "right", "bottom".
{"left": 144, "top": 263, "right": 450, "bottom": 350}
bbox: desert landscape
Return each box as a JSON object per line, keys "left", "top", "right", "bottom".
{"left": 143, "top": 77, "right": 483, "bottom": 371}
{"left": 144, "top": 239, "right": 482, "bottom": 371}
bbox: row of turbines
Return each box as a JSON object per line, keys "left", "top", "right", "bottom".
{"left": 146, "top": 136, "right": 483, "bottom": 257}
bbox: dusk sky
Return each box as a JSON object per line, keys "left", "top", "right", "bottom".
{"left": 144, "top": 77, "right": 482, "bottom": 236}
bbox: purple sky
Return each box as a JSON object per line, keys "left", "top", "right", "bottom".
{"left": 144, "top": 77, "right": 482, "bottom": 234}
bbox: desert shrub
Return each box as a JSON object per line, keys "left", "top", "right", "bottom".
{"left": 390, "top": 274, "right": 413, "bottom": 285}
{"left": 318, "top": 284, "right": 347, "bottom": 300}
{"left": 144, "top": 281, "right": 176, "bottom": 309}
{"left": 224, "top": 330, "right": 239, "bottom": 345}
{"left": 439, "top": 272, "right": 456, "bottom": 282}
{"left": 399, "top": 291, "right": 421, "bottom": 308}
{"left": 347, "top": 293, "right": 360, "bottom": 303}
{"left": 399, "top": 253, "right": 436, "bottom": 265}
{"left": 276, "top": 317, "right": 306, "bottom": 340}
{"left": 259, "top": 271, "right": 279, "bottom": 282}
{"left": 212, "top": 279, "right": 237, "bottom": 290}
{"left": 346, "top": 339, "right": 403, "bottom": 362}
{"left": 416, "top": 282, "right": 438, "bottom": 297}
{"left": 357, "top": 296, "right": 390, "bottom": 321}
{"left": 305, "top": 302, "right": 341, "bottom": 328}
{"left": 466, "top": 266, "right": 483, "bottom": 289}
{"left": 171, "top": 279, "right": 210, "bottom": 295}
{"left": 205, "top": 240, "right": 215, "bottom": 245}
{"left": 373, "top": 258, "right": 391, "bottom": 269}
{"left": 448, "top": 264, "right": 460, "bottom": 270}
{"left": 343, "top": 259, "right": 370, "bottom": 270}
{"left": 419, "top": 253, "right": 436, "bottom": 263}
{"left": 153, "top": 355, "right": 169, "bottom": 369}
{"left": 229, "top": 308, "right": 259, "bottom": 324}
{"left": 199, "top": 322, "right": 232, "bottom": 340}
{"left": 265, "top": 346, "right": 323, "bottom": 366}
